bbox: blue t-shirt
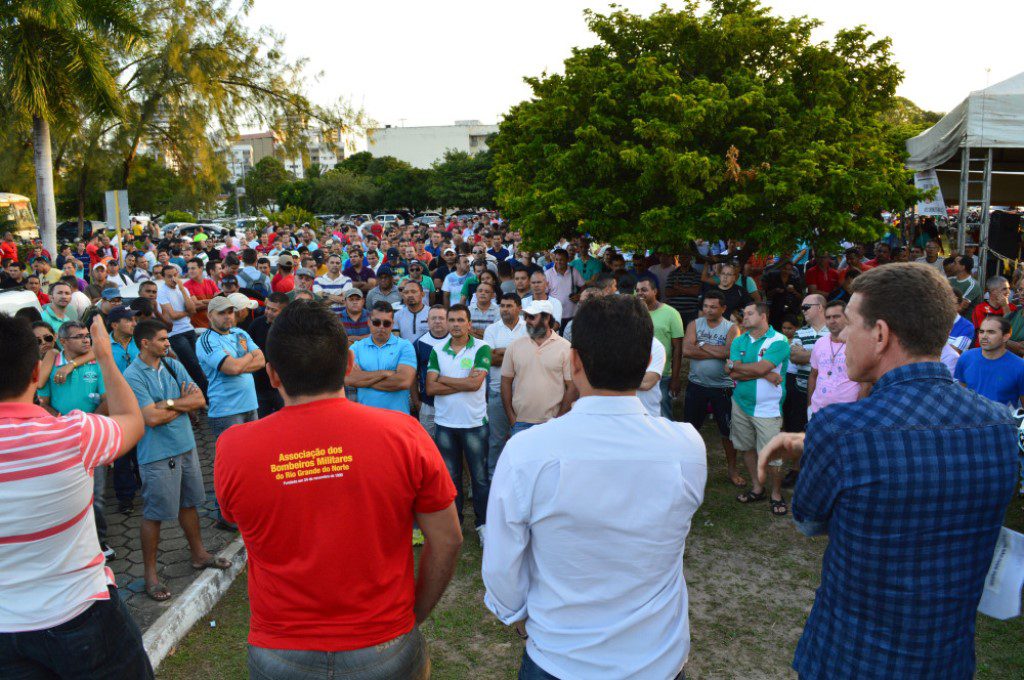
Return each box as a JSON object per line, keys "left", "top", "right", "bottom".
{"left": 954, "top": 348, "right": 1024, "bottom": 408}
{"left": 38, "top": 354, "right": 105, "bottom": 415}
{"left": 350, "top": 334, "right": 417, "bottom": 414}
{"left": 196, "top": 327, "right": 260, "bottom": 418}
{"left": 124, "top": 356, "right": 197, "bottom": 464}
{"left": 111, "top": 338, "right": 140, "bottom": 374}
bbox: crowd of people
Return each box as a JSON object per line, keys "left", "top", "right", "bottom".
{"left": 0, "top": 212, "right": 1021, "bottom": 680}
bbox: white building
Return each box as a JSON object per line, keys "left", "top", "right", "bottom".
{"left": 367, "top": 120, "right": 498, "bottom": 169}
{"left": 226, "top": 144, "right": 254, "bottom": 184}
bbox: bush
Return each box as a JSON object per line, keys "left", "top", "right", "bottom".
{"left": 164, "top": 210, "right": 195, "bottom": 223}
{"left": 260, "top": 205, "right": 318, "bottom": 229}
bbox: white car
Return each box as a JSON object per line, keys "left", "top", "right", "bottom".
{"left": 374, "top": 213, "right": 402, "bottom": 227}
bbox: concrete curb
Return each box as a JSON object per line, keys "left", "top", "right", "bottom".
{"left": 142, "top": 535, "right": 247, "bottom": 670}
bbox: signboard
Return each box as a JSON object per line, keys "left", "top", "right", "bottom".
{"left": 914, "top": 170, "right": 947, "bottom": 217}
{"left": 236, "top": 186, "right": 246, "bottom": 196}
{"left": 104, "top": 190, "right": 129, "bottom": 265}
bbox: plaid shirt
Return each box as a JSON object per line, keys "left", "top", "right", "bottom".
{"left": 792, "top": 362, "right": 1018, "bottom": 680}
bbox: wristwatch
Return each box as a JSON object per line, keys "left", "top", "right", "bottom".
{"left": 726, "top": 360, "right": 735, "bottom": 371}
{"left": 165, "top": 399, "right": 175, "bottom": 409}
{"left": 698, "top": 341, "right": 706, "bottom": 348}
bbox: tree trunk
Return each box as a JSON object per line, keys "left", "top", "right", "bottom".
{"left": 32, "top": 116, "right": 58, "bottom": 255}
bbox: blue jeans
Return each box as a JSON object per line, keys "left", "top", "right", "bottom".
{"left": 487, "top": 393, "right": 510, "bottom": 480}
{"left": 209, "top": 410, "right": 259, "bottom": 526}
{"left": 169, "top": 330, "right": 207, "bottom": 394}
{"left": 435, "top": 424, "right": 490, "bottom": 528}
{"left": 0, "top": 586, "right": 153, "bottom": 679}
{"left": 510, "top": 421, "right": 535, "bottom": 436}
{"left": 112, "top": 447, "right": 139, "bottom": 503}
{"left": 93, "top": 465, "right": 107, "bottom": 542}
{"left": 518, "top": 650, "right": 684, "bottom": 680}
{"left": 247, "top": 627, "right": 428, "bottom": 680}
{"left": 659, "top": 376, "right": 674, "bottom": 420}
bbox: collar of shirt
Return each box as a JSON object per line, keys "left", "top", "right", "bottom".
{"left": 870, "top": 361, "right": 953, "bottom": 396}
{"left": 368, "top": 334, "right": 399, "bottom": 349}
{"left": 569, "top": 395, "right": 646, "bottom": 417}
{"left": 442, "top": 336, "right": 478, "bottom": 356}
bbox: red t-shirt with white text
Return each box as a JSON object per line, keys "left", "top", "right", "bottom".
{"left": 214, "top": 398, "right": 456, "bottom": 651}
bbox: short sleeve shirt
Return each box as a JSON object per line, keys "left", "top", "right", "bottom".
{"left": 638, "top": 338, "right": 667, "bottom": 418}
{"left": 196, "top": 327, "right": 260, "bottom": 418}
{"left": 156, "top": 282, "right": 195, "bottom": 336}
{"left": 38, "top": 354, "right": 105, "bottom": 415}
{"left": 954, "top": 348, "right": 1024, "bottom": 408}
{"left": 350, "top": 335, "right": 417, "bottom": 414}
{"left": 649, "top": 303, "right": 685, "bottom": 377}
{"left": 792, "top": 325, "right": 827, "bottom": 391}
{"left": 730, "top": 327, "right": 790, "bottom": 418}
{"left": 124, "top": 356, "right": 197, "bottom": 464}
{"left": 500, "top": 334, "right": 572, "bottom": 424}
{"left": 428, "top": 337, "right": 492, "bottom": 428}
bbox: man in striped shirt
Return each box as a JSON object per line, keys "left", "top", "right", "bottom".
{"left": 313, "top": 254, "right": 352, "bottom": 316}
{"left": 0, "top": 314, "right": 150, "bottom": 678}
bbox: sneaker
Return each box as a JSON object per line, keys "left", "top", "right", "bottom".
{"left": 412, "top": 529, "right": 424, "bottom": 546}
{"left": 476, "top": 525, "right": 486, "bottom": 548}
{"left": 101, "top": 543, "right": 115, "bottom": 561}
{"left": 117, "top": 499, "right": 134, "bottom": 514}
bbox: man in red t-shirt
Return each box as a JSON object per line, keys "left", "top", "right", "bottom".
{"left": 271, "top": 254, "right": 296, "bottom": 293}
{"left": 972, "top": 275, "right": 1016, "bottom": 346}
{"left": 805, "top": 254, "right": 841, "bottom": 296}
{"left": 215, "top": 301, "right": 462, "bottom": 677}
{"left": 181, "top": 258, "right": 219, "bottom": 328}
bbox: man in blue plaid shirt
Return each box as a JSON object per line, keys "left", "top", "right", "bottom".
{"left": 760, "top": 263, "right": 1018, "bottom": 680}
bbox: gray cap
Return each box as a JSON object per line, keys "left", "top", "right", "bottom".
{"left": 296, "top": 267, "right": 316, "bottom": 278}
{"left": 345, "top": 287, "right": 363, "bottom": 298}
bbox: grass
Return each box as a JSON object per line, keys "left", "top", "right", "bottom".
{"left": 158, "top": 427, "right": 1024, "bottom": 679}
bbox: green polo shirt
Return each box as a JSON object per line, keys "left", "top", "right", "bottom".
{"left": 427, "top": 336, "right": 491, "bottom": 428}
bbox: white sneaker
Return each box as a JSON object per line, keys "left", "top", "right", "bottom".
{"left": 476, "top": 525, "right": 486, "bottom": 548}
{"left": 101, "top": 543, "right": 115, "bottom": 560}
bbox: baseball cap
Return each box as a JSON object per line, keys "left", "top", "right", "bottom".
{"left": 376, "top": 265, "right": 393, "bottom": 277}
{"left": 522, "top": 299, "right": 555, "bottom": 317}
{"left": 296, "top": 267, "right": 315, "bottom": 278}
{"left": 228, "top": 292, "right": 258, "bottom": 310}
{"left": 345, "top": 287, "right": 364, "bottom": 298}
{"left": 101, "top": 287, "right": 123, "bottom": 301}
{"left": 443, "top": 247, "right": 456, "bottom": 255}
{"left": 386, "top": 247, "right": 400, "bottom": 260}
{"left": 220, "top": 274, "right": 238, "bottom": 287}
{"left": 278, "top": 254, "right": 294, "bottom": 267}
{"left": 408, "top": 259, "right": 423, "bottom": 269}
{"left": 207, "top": 295, "right": 236, "bottom": 314}
{"left": 107, "top": 305, "right": 138, "bottom": 322}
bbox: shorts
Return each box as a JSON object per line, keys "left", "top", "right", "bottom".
{"left": 730, "top": 402, "right": 783, "bottom": 465}
{"left": 140, "top": 449, "right": 206, "bottom": 521}
{"left": 682, "top": 382, "right": 732, "bottom": 437}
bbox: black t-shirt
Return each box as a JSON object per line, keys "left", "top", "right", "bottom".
{"left": 247, "top": 315, "right": 272, "bottom": 393}
{"left": 703, "top": 282, "right": 752, "bottom": 320}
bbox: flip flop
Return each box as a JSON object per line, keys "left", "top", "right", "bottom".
{"left": 145, "top": 581, "right": 171, "bottom": 602}
{"left": 770, "top": 498, "right": 789, "bottom": 516}
{"left": 191, "top": 555, "right": 231, "bottom": 570}
{"left": 736, "top": 488, "right": 767, "bottom": 503}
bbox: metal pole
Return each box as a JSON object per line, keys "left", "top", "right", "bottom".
{"left": 957, "top": 146, "right": 970, "bottom": 252}
{"left": 977, "top": 148, "right": 994, "bottom": 284}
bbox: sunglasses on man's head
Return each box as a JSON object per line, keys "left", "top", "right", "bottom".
{"left": 371, "top": 319, "right": 393, "bottom": 328}
{"left": 37, "top": 335, "right": 54, "bottom": 344}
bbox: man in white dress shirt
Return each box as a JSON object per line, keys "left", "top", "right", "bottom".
{"left": 483, "top": 294, "right": 706, "bottom": 680}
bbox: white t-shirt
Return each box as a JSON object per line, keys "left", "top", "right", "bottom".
{"left": 157, "top": 282, "right": 195, "bottom": 337}
{"left": 483, "top": 318, "right": 528, "bottom": 394}
{"left": 638, "top": 338, "right": 667, "bottom": 418}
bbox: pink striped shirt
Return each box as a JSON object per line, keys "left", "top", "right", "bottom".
{"left": 0, "top": 403, "right": 123, "bottom": 632}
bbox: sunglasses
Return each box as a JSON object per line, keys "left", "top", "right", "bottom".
{"left": 801, "top": 303, "right": 821, "bottom": 311}
{"left": 371, "top": 319, "right": 393, "bottom": 328}
{"left": 37, "top": 335, "right": 54, "bottom": 344}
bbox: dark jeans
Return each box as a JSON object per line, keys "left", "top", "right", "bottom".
{"left": 93, "top": 465, "right": 107, "bottom": 542}
{"left": 435, "top": 424, "right": 490, "bottom": 528}
{"left": 682, "top": 382, "right": 732, "bottom": 437}
{"left": 248, "top": 627, "right": 428, "bottom": 680}
{"left": 782, "top": 373, "right": 808, "bottom": 433}
{"left": 0, "top": 586, "right": 154, "bottom": 680}
{"left": 257, "top": 389, "right": 284, "bottom": 419}
{"left": 169, "top": 330, "right": 208, "bottom": 394}
{"left": 209, "top": 410, "right": 259, "bottom": 526}
{"left": 112, "top": 447, "right": 140, "bottom": 503}
{"left": 518, "top": 650, "right": 683, "bottom": 680}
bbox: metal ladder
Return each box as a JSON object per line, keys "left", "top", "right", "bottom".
{"left": 957, "top": 147, "right": 992, "bottom": 281}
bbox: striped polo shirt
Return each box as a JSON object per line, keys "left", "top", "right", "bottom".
{"left": 427, "top": 336, "right": 492, "bottom": 428}
{"left": 313, "top": 273, "right": 352, "bottom": 315}
{"left": 792, "top": 325, "right": 827, "bottom": 391}
{"left": 0, "top": 405, "right": 123, "bottom": 631}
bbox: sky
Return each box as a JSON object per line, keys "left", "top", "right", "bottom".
{"left": 245, "top": 0, "right": 1021, "bottom": 129}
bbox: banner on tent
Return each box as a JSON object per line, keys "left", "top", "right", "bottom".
{"left": 914, "top": 170, "right": 947, "bottom": 217}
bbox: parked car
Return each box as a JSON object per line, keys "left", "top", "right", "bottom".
{"left": 374, "top": 213, "right": 403, "bottom": 227}
{"left": 177, "top": 223, "right": 233, "bottom": 240}
{"left": 56, "top": 220, "right": 106, "bottom": 242}
{"left": 0, "top": 289, "right": 41, "bottom": 317}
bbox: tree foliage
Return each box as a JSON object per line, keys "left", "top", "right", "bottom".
{"left": 490, "top": 0, "right": 922, "bottom": 252}
{"left": 431, "top": 150, "right": 494, "bottom": 211}
{"left": 244, "top": 157, "right": 291, "bottom": 209}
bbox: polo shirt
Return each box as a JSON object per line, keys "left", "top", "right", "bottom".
{"left": 124, "top": 356, "right": 197, "bottom": 464}
{"left": 313, "top": 273, "right": 353, "bottom": 315}
{"left": 649, "top": 303, "right": 685, "bottom": 377}
{"left": 805, "top": 266, "right": 841, "bottom": 295}
{"left": 351, "top": 335, "right": 417, "bottom": 414}
{"left": 196, "top": 327, "right": 260, "bottom": 418}
{"left": 0, "top": 405, "right": 123, "bottom": 632}
{"left": 428, "top": 337, "right": 492, "bottom": 428}
{"left": 394, "top": 305, "right": 430, "bottom": 342}
{"left": 340, "top": 308, "right": 371, "bottom": 342}
{"left": 483, "top": 318, "right": 528, "bottom": 395}
{"left": 792, "top": 325, "right": 827, "bottom": 392}
{"left": 469, "top": 302, "right": 500, "bottom": 333}
{"left": 500, "top": 334, "right": 572, "bottom": 424}
{"left": 110, "top": 337, "right": 140, "bottom": 374}
{"left": 544, "top": 267, "right": 585, "bottom": 319}
{"left": 570, "top": 256, "right": 603, "bottom": 282}
{"left": 38, "top": 354, "right": 105, "bottom": 415}
{"left": 730, "top": 327, "right": 790, "bottom": 418}
{"left": 399, "top": 275, "right": 435, "bottom": 293}
{"left": 366, "top": 286, "right": 401, "bottom": 310}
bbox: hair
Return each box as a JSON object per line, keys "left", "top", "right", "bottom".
{"left": 133, "top": 318, "right": 167, "bottom": 344}
{"left": 370, "top": 300, "right": 395, "bottom": 316}
{"left": 187, "top": 257, "right": 204, "bottom": 270}
{"left": 429, "top": 303, "right": 447, "bottom": 312}
{"left": 500, "top": 292, "right": 523, "bottom": 307}
{"left": 982, "top": 315, "right": 1012, "bottom": 335}
{"left": 205, "top": 260, "right": 219, "bottom": 276}
{"left": 552, "top": 248, "right": 569, "bottom": 259}
{"left": 241, "top": 248, "right": 257, "bottom": 265}
{"left": 570, "top": 295, "right": 652, "bottom": 391}
{"left": 745, "top": 301, "right": 770, "bottom": 316}
{"left": 0, "top": 314, "right": 38, "bottom": 398}
{"left": 825, "top": 299, "right": 847, "bottom": 312}
{"left": 224, "top": 253, "right": 240, "bottom": 268}
{"left": 57, "top": 320, "right": 86, "bottom": 341}
{"left": 128, "top": 297, "right": 154, "bottom": 316}
{"left": 14, "top": 306, "right": 41, "bottom": 323}
{"left": 594, "top": 271, "right": 617, "bottom": 290}
{"left": 850, "top": 263, "right": 954, "bottom": 357}
{"left": 50, "top": 281, "right": 72, "bottom": 294}
{"left": 844, "top": 268, "right": 861, "bottom": 283}
{"left": 952, "top": 287, "right": 964, "bottom": 303}
{"left": 266, "top": 300, "right": 348, "bottom": 397}
{"left": 402, "top": 279, "right": 423, "bottom": 291}
{"left": 476, "top": 281, "right": 496, "bottom": 295}
{"left": 986, "top": 275, "right": 1009, "bottom": 292}
{"left": 781, "top": 313, "right": 800, "bottom": 328}
{"left": 447, "top": 303, "right": 470, "bottom": 321}
{"left": 703, "top": 289, "right": 726, "bottom": 306}
{"left": 956, "top": 253, "right": 974, "bottom": 271}
{"left": 497, "top": 260, "right": 513, "bottom": 278}
{"left": 266, "top": 291, "right": 290, "bottom": 306}
{"left": 139, "top": 279, "right": 157, "bottom": 290}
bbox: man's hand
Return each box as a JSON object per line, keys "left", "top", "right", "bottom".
{"left": 512, "top": 619, "right": 528, "bottom": 639}
{"left": 757, "top": 433, "right": 805, "bottom": 484}
{"left": 54, "top": 362, "right": 76, "bottom": 384}
{"left": 90, "top": 315, "right": 113, "bottom": 362}
{"left": 669, "top": 375, "right": 681, "bottom": 397}
{"left": 764, "top": 371, "right": 783, "bottom": 387}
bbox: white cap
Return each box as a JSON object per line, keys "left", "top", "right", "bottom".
{"left": 522, "top": 299, "right": 555, "bottom": 317}
{"left": 227, "top": 292, "right": 258, "bottom": 310}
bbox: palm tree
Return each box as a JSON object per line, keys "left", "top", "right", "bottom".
{"left": 0, "top": 0, "right": 142, "bottom": 254}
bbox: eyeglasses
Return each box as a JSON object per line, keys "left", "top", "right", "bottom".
{"left": 67, "top": 334, "right": 91, "bottom": 341}
{"left": 801, "top": 303, "right": 821, "bottom": 311}
{"left": 371, "top": 319, "right": 393, "bottom": 328}
{"left": 37, "top": 335, "right": 54, "bottom": 344}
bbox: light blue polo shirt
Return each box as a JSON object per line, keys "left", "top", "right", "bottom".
{"left": 350, "top": 334, "right": 417, "bottom": 414}
{"left": 111, "top": 337, "right": 140, "bottom": 374}
{"left": 196, "top": 327, "right": 260, "bottom": 418}
{"left": 124, "top": 356, "right": 197, "bottom": 464}
{"left": 38, "top": 354, "right": 105, "bottom": 415}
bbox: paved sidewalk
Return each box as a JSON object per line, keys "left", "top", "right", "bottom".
{"left": 100, "top": 415, "right": 237, "bottom": 632}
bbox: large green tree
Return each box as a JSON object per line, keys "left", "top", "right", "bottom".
{"left": 0, "top": 0, "right": 143, "bottom": 253}
{"left": 431, "top": 149, "right": 494, "bottom": 212}
{"left": 244, "top": 157, "right": 291, "bottom": 209}
{"left": 490, "top": 0, "right": 921, "bottom": 252}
